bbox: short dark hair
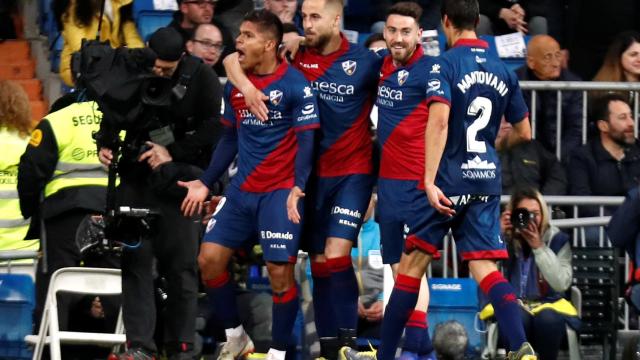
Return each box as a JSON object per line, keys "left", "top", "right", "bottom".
{"left": 243, "top": 9, "right": 284, "bottom": 48}
{"left": 441, "top": 0, "right": 479, "bottom": 31}
{"left": 387, "top": 1, "right": 423, "bottom": 22}
{"left": 591, "top": 92, "right": 631, "bottom": 123}
{"left": 364, "top": 32, "right": 385, "bottom": 49}
{"left": 282, "top": 22, "right": 299, "bottom": 35}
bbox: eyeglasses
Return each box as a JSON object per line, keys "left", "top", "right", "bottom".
{"left": 193, "top": 39, "right": 225, "bottom": 52}
{"left": 183, "top": 0, "right": 215, "bottom": 7}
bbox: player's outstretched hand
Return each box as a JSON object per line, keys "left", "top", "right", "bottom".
{"left": 287, "top": 186, "right": 305, "bottom": 224}
{"left": 241, "top": 84, "right": 269, "bottom": 122}
{"left": 177, "top": 179, "right": 210, "bottom": 217}
{"left": 425, "top": 184, "right": 455, "bottom": 217}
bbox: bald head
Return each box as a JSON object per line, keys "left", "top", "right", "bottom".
{"left": 526, "top": 35, "right": 562, "bottom": 80}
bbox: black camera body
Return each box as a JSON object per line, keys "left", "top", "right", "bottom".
{"left": 511, "top": 208, "right": 536, "bottom": 230}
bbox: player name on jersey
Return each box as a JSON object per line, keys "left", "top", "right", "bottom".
{"left": 456, "top": 71, "right": 509, "bottom": 97}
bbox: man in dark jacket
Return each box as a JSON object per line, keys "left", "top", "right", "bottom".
{"left": 168, "top": 0, "right": 234, "bottom": 76}
{"left": 568, "top": 93, "right": 640, "bottom": 216}
{"left": 516, "top": 35, "right": 583, "bottom": 161}
{"left": 497, "top": 118, "right": 568, "bottom": 195}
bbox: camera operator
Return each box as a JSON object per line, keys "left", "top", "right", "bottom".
{"left": 497, "top": 187, "right": 576, "bottom": 360}
{"left": 97, "top": 27, "right": 223, "bottom": 359}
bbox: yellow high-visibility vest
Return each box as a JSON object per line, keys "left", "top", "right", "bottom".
{"left": 0, "top": 127, "right": 38, "bottom": 252}
{"left": 43, "top": 102, "right": 109, "bottom": 198}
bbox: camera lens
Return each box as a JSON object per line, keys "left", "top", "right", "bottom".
{"left": 510, "top": 208, "right": 531, "bottom": 230}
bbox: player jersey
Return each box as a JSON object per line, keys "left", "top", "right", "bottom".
{"left": 222, "top": 61, "right": 320, "bottom": 193}
{"left": 425, "top": 38, "right": 528, "bottom": 196}
{"left": 376, "top": 46, "right": 432, "bottom": 185}
{"left": 293, "top": 34, "right": 383, "bottom": 177}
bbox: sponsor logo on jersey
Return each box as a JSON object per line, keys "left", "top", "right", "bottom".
{"left": 430, "top": 63, "right": 441, "bottom": 74}
{"left": 299, "top": 62, "right": 319, "bottom": 69}
{"left": 311, "top": 80, "right": 354, "bottom": 103}
{"left": 270, "top": 90, "right": 283, "bottom": 105}
{"left": 331, "top": 206, "right": 362, "bottom": 219}
{"left": 475, "top": 55, "right": 486, "bottom": 63}
{"left": 427, "top": 79, "right": 441, "bottom": 93}
{"left": 303, "top": 86, "right": 313, "bottom": 98}
{"left": 342, "top": 60, "right": 357, "bottom": 76}
{"left": 234, "top": 92, "right": 244, "bottom": 98}
{"left": 261, "top": 230, "right": 294, "bottom": 240}
{"left": 397, "top": 70, "right": 409, "bottom": 85}
{"left": 301, "top": 103, "right": 315, "bottom": 115}
{"left": 461, "top": 156, "right": 497, "bottom": 180}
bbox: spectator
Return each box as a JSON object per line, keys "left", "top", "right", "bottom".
{"left": 477, "top": 0, "right": 548, "bottom": 36}
{"left": 281, "top": 22, "right": 302, "bottom": 48}
{"left": 432, "top": 321, "right": 468, "bottom": 360}
{"left": 364, "top": 32, "right": 386, "bottom": 50}
{"left": 264, "top": 0, "right": 302, "bottom": 34}
{"left": 0, "top": 80, "right": 38, "bottom": 260}
{"left": 186, "top": 23, "right": 225, "bottom": 71}
{"left": 212, "top": 0, "right": 254, "bottom": 40}
{"left": 0, "top": 0, "right": 17, "bottom": 39}
{"left": 57, "top": 0, "right": 143, "bottom": 86}
{"left": 496, "top": 117, "right": 568, "bottom": 195}
{"left": 169, "top": 0, "right": 234, "bottom": 75}
{"left": 568, "top": 93, "right": 640, "bottom": 214}
{"left": 353, "top": 196, "right": 383, "bottom": 340}
{"left": 515, "top": 35, "right": 583, "bottom": 160}
{"left": 498, "top": 187, "right": 576, "bottom": 360}
{"left": 593, "top": 31, "right": 640, "bottom": 101}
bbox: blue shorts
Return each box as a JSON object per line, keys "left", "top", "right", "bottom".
{"left": 376, "top": 179, "right": 434, "bottom": 264}
{"left": 405, "top": 194, "right": 507, "bottom": 262}
{"left": 203, "top": 187, "right": 300, "bottom": 263}
{"left": 302, "top": 174, "right": 374, "bottom": 254}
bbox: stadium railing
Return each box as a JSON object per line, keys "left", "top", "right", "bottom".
{"left": 519, "top": 81, "right": 640, "bottom": 160}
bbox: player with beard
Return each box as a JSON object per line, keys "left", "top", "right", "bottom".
{"left": 369, "top": 3, "right": 437, "bottom": 360}
{"left": 179, "top": 9, "right": 320, "bottom": 360}
{"left": 225, "top": 2, "right": 382, "bottom": 358}
{"left": 342, "top": 0, "right": 536, "bottom": 359}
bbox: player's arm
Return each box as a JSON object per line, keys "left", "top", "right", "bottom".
{"left": 497, "top": 116, "right": 532, "bottom": 151}
{"left": 222, "top": 52, "right": 269, "bottom": 121}
{"left": 287, "top": 83, "right": 320, "bottom": 224}
{"left": 424, "top": 102, "right": 455, "bottom": 217}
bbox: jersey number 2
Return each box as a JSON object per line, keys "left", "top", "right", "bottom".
{"left": 466, "top": 96, "right": 492, "bottom": 153}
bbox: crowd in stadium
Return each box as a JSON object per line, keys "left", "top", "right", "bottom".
{"left": 1, "top": 0, "right": 640, "bottom": 359}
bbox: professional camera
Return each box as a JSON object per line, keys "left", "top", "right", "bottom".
{"left": 510, "top": 208, "right": 536, "bottom": 230}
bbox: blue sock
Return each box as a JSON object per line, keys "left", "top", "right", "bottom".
{"left": 480, "top": 271, "right": 527, "bottom": 351}
{"left": 379, "top": 274, "right": 421, "bottom": 360}
{"left": 311, "top": 261, "right": 337, "bottom": 338}
{"left": 327, "top": 256, "right": 359, "bottom": 330}
{"left": 271, "top": 286, "right": 300, "bottom": 351}
{"left": 403, "top": 310, "right": 425, "bottom": 353}
{"left": 204, "top": 271, "right": 240, "bottom": 330}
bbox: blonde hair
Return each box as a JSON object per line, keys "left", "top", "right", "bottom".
{"left": 0, "top": 80, "right": 32, "bottom": 137}
{"left": 506, "top": 187, "right": 550, "bottom": 235}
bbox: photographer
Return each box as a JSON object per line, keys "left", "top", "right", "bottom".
{"left": 497, "top": 187, "right": 576, "bottom": 360}
{"left": 97, "top": 27, "right": 223, "bottom": 359}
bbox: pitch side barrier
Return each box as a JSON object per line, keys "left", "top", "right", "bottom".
{"left": 519, "top": 81, "right": 640, "bottom": 160}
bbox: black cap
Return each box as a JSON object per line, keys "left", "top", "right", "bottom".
{"left": 148, "top": 27, "right": 185, "bottom": 61}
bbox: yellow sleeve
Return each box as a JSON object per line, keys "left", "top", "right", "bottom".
{"left": 121, "top": 20, "right": 144, "bottom": 48}
{"left": 59, "top": 27, "right": 82, "bottom": 86}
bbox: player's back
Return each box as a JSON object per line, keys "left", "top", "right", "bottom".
{"left": 293, "top": 35, "right": 382, "bottom": 177}
{"left": 425, "top": 38, "right": 528, "bottom": 196}
{"left": 223, "top": 62, "right": 320, "bottom": 193}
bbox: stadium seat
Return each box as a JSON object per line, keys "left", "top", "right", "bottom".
{"left": 0, "top": 40, "right": 30, "bottom": 63}
{"left": 136, "top": 11, "right": 174, "bottom": 42}
{"left": 30, "top": 100, "right": 48, "bottom": 123}
{"left": 132, "top": 0, "right": 156, "bottom": 18}
{"left": 26, "top": 267, "right": 125, "bottom": 360}
{"left": 15, "top": 79, "right": 43, "bottom": 101}
{"left": 0, "top": 60, "right": 36, "bottom": 80}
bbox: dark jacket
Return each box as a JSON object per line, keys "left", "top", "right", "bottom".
{"left": 516, "top": 66, "right": 583, "bottom": 160}
{"left": 168, "top": 12, "right": 235, "bottom": 76}
{"left": 568, "top": 139, "right": 640, "bottom": 215}
{"left": 500, "top": 139, "right": 568, "bottom": 195}
{"left": 480, "top": 0, "right": 548, "bottom": 34}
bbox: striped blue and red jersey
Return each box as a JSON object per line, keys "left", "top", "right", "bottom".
{"left": 293, "top": 34, "right": 383, "bottom": 177}
{"left": 376, "top": 46, "right": 433, "bottom": 187}
{"left": 220, "top": 61, "right": 320, "bottom": 193}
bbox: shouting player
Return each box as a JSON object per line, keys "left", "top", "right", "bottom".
{"left": 342, "top": 0, "right": 535, "bottom": 359}
{"left": 369, "top": 2, "right": 435, "bottom": 360}
{"left": 179, "top": 10, "right": 320, "bottom": 360}
{"left": 225, "top": 1, "right": 382, "bottom": 358}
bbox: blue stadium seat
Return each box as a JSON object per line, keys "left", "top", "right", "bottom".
{"left": 132, "top": 0, "right": 156, "bottom": 19}
{"left": 136, "top": 11, "right": 174, "bottom": 42}
{"left": 50, "top": 34, "right": 63, "bottom": 73}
